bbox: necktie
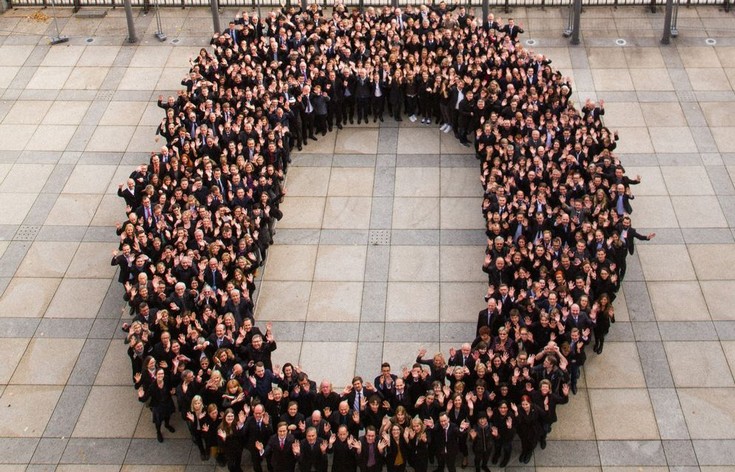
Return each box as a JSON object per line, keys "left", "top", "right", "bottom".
{"left": 445, "top": 428, "right": 449, "bottom": 453}
{"left": 354, "top": 391, "right": 361, "bottom": 411}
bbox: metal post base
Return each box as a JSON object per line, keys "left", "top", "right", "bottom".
{"left": 155, "top": 31, "right": 167, "bottom": 41}
{"left": 50, "top": 35, "right": 69, "bottom": 44}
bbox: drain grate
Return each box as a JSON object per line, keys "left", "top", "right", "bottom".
{"left": 14, "top": 225, "right": 41, "bottom": 241}
{"left": 677, "top": 90, "right": 697, "bottom": 102}
{"left": 95, "top": 90, "right": 114, "bottom": 101}
{"left": 369, "top": 230, "right": 391, "bottom": 246}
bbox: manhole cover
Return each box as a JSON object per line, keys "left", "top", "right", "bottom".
{"left": 525, "top": 39, "right": 537, "bottom": 46}
{"left": 171, "top": 38, "right": 180, "bottom": 44}
{"left": 369, "top": 230, "right": 391, "bottom": 246}
{"left": 705, "top": 38, "right": 717, "bottom": 46}
{"left": 615, "top": 38, "right": 627, "bottom": 46}
{"left": 85, "top": 37, "right": 94, "bottom": 43}
{"left": 14, "top": 225, "right": 41, "bottom": 241}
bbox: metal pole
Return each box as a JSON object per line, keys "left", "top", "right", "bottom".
{"left": 661, "top": 0, "right": 673, "bottom": 44}
{"left": 570, "top": 0, "right": 581, "bottom": 45}
{"left": 670, "top": 0, "right": 679, "bottom": 37}
{"left": 563, "top": 0, "right": 573, "bottom": 37}
{"left": 301, "top": 0, "right": 306, "bottom": 11}
{"left": 359, "top": 0, "right": 364, "bottom": 13}
{"left": 154, "top": 0, "right": 166, "bottom": 41}
{"left": 482, "top": 0, "right": 488, "bottom": 24}
{"left": 211, "top": 0, "right": 221, "bottom": 34}
{"left": 124, "top": 0, "right": 138, "bottom": 43}
{"left": 49, "top": 0, "right": 69, "bottom": 44}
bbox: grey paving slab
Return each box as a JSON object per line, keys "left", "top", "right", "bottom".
{"left": 598, "top": 440, "right": 667, "bottom": 466}
{"left": 663, "top": 439, "right": 699, "bottom": 466}
{"left": 658, "top": 321, "right": 719, "bottom": 341}
{"left": 637, "top": 342, "right": 675, "bottom": 388}
{"left": 67, "top": 338, "right": 111, "bottom": 385}
{"left": 30, "top": 437, "right": 67, "bottom": 465}
{"left": 0, "top": 318, "right": 40, "bottom": 338}
{"left": 0, "top": 438, "right": 39, "bottom": 464}
{"left": 649, "top": 388, "right": 691, "bottom": 440}
{"left": 303, "top": 322, "right": 359, "bottom": 342}
{"left": 360, "top": 282, "right": 387, "bottom": 322}
{"left": 124, "top": 438, "right": 193, "bottom": 465}
{"left": 692, "top": 439, "right": 735, "bottom": 465}
{"left": 60, "top": 438, "right": 130, "bottom": 464}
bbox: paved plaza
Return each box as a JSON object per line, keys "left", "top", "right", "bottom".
{"left": 0, "top": 3, "right": 734, "bottom": 471}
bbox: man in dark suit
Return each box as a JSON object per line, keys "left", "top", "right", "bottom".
{"left": 448, "top": 343, "right": 476, "bottom": 372}
{"left": 257, "top": 421, "right": 298, "bottom": 472}
{"left": 325, "top": 69, "right": 344, "bottom": 130}
{"left": 355, "top": 426, "right": 386, "bottom": 472}
{"left": 432, "top": 412, "right": 468, "bottom": 472}
{"left": 476, "top": 298, "right": 501, "bottom": 336}
{"left": 202, "top": 257, "right": 225, "bottom": 292}
{"left": 617, "top": 215, "right": 655, "bottom": 256}
{"left": 295, "top": 427, "right": 329, "bottom": 472}
{"left": 299, "top": 85, "right": 317, "bottom": 142}
{"left": 117, "top": 178, "right": 140, "bottom": 209}
{"left": 341, "top": 376, "right": 376, "bottom": 416}
{"left": 244, "top": 404, "right": 274, "bottom": 472}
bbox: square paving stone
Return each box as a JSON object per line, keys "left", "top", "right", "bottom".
{"left": 297, "top": 132, "right": 336, "bottom": 154}
{"left": 688, "top": 244, "right": 735, "bottom": 280}
{"left": 440, "top": 132, "right": 474, "bottom": 155}
{"left": 389, "top": 245, "right": 439, "bottom": 282}
{"left": 0, "top": 278, "right": 60, "bottom": 318}
{"left": 63, "top": 67, "right": 108, "bottom": 90}
{"left": 26, "top": 67, "right": 72, "bottom": 90}
{"left": 0, "top": 124, "right": 38, "bottom": 152}
{"left": 665, "top": 341, "right": 735, "bottom": 387}
{"left": 117, "top": 67, "right": 163, "bottom": 91}
{"left": 262, "top": 245, "right": 317, "bottom": 281}
{"left": 2, "top": 100, "right": 53, "bottom": 125}
{"left": 440, "top": 197, "right": 485, "bottom": 230}
{"left": 392, "top": 197, "right": 439, "bottom": 229}
{"left": 306, "top": 281, "right": 362, "bottom": 322}
{"left": 85, "top": 126, "right": 136, "bottom": 153}
{"left": 90, "top": 194, "right": 126, "bottom": 227}
{"left": 40, "top": 46, "right": 84, "bottom": 67}
{"left": 299, "top": 342, "right": 356, "bottom": 388}
{"left": 603, "top": 102, "right": 646, "bottom": 128}
{"left": 438, "top": 283, "right": 488, "bottom": 322}
{"left": 124, "top": 126, "right": 158, "bottom": 153}
{"left": 396, "top": 127, "right": 440, "bottom": 154}
{"left": 0, "top": 193, "right": 36, "bottom": 225}
{"left": 44, "top": 193, "right": 102, "bottom": 226}
{"left": 701, "top": 102, "right": 735, "bottom": 128}
{"left": 66, "top": 242, "right": 118, "bottom": 279}
{"left": 671, "top": 196, "right": 728, "bottom": 228}
{"left": 678, "top": 47, "right": 721, "bottom": 68}
{"left": 277, "top": 197, "right": 325, "bottom": 229}
{"left": 44, "top": 278, "right": 110, "bottom": 318}
{"left": 637, "top": 245, "right": 696, "bottom": 281}
{"left": 0, "top": 385, "right": 62, "bottom": 437}
{"left": 94, "top": 340, "right": 133, "bottom": 386}
{"left": 631, "top": 196, "right": 678, "bottom": 228}
{"left": 648, "top": 281, "right": 711, "bottom": 321}
{"left": 440, "top": 167, "right": 481, "bottom": 197}
{"left": 322, "top": 196, "right": 372, "bottom": 229}
{"left": 0, "top": 338, "right": 29, "bottom": 384}
{"left": 641, "top": 102, "right": 688, "bottom": 127}
{"left": 614, "top": 127, "right": 654, "bottom": 154}
{"left": 625, "top": 47, "right": 666, "bottom": 68}
{"left": 679, "top": 388, "right": 735, "bottom": 439}
{"left": 712, "top": 127, "right": 735, "bottom": 153}
{"left": 592, "top": 69, "right": 635, "bottom": 91}
{"left": 0, "top": 164, "right": 54, "bottom": 193}
{"left": 549, "top": 388, "right": 595, "bottom": 441}
{"left": 10, "top": 337, "right": 84, "bottom": 385}
{"left": 253, "top": 280, "right": 310, "bottom": 322}
{"left": 313, "top": 245, "right": 366, "bottom": 282}
{"left": 0, "top": 45, "right": 36, "bottom": 66}
{"left": 624, "top": 167, "right": 669, "bottom": 196}
{"left": 42, "top": 101, "right": 90, "bottom": 126}
{"left": 327, "top": 167, "right": 374, "bottom": 197}
{"left": 382, "top": 341, "right": 440, "bottom": 374}
{"left": 630, "top": 68, "right": 675, "bottom": 91}
{"left": 589, "top": 388, "right": 660, "bottom": 440}
{"left": 385, "top": 282, "right": 439, "bottom": 322}
{"left": 77, "top": 46, "right": 121, "bottom": 67}
{"left": 394, "top": 167, "right": 440, "bottom": 197}
{"left": 16, "top": 241, "right": 78, "bottom": 278}
{"left": 649, "top": 127, "right": 698, "bottom": 154}
{"left": 25, "top": 125, "right": 77, "bottom": 152}
{"left": 283, "top": 167, "right": 330, "bottom": 196}
{"left": 440, "top": 246, "right": 487, "bottom": 282}
{"left": 701, "top": 281, "right": 735, "bottom": 320}
{"left": 62, "top": 165, "right": 116, "bottom": 195}
{"left": 334, "top": 128, "right": 378, "bottom": 154}
{"left": 662, "top": 166, "right": 714, "bottom": 196}
{"left": 72, "top": 386, "right": 143, "bottom": 438}
{"left": 584, "top": 342, "right": 646, "bottom": 388}
{"left": 687, "top": 68, "right": 732, "bottom": 91}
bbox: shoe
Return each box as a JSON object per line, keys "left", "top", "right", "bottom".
{"left": 322, "top": 130, "right": 327, "bottom": 136}
{"left": 482, "top": 467, "right": 491, "bottom": 472}
{"left": 409, "top": 115, "right": 417, "bottom": 122}
{"left": 157, "top": 431, "right": 163, "bottom": 442}
{"left": 462, "top": 456, "right": 468, "bottom": 467}
{"left": 461, "top": 141, "right": 471, "bottom": 147}
{"left": 357, "top": 119, "right": 362, "bottom": 124}
{"left": 165, "top": 423, "right": 175, "bottom": 433}
{"left": 200, "top": 452, "right": 208, "bottom": 461}
{"left": 499, "top": 454, "right": 510, "bottom": 468}
{"left": 571, "top": 384, "right": 578, "bottom": 395}
{"left": 444, "top": 126, "right": 452, "bottom": 134}
{"left": 310, "top": 135, "right": 317, "bottom": 141}
{"left": 303, "top": 140, "right": 308, "bottom": 146}
{"left": 540, "top": 437, "right": 547, "bottom": 449}
{"left": 379, "top": 115, "right": 383, "bottom": 122}
{"left": 337, "top": 124, "right": 343, "bottom": 129}
{"left": 328, "top": 127, "right": 333, "bottom": 132}
{"left": 349, "top": 118, "right": 354, "bottom": 124}
{"left": 373, "top": 117, "right": 377, "bottom": 123}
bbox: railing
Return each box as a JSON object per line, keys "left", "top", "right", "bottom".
{"left": 5, "top": 0, "right": 726, "bottom": 9}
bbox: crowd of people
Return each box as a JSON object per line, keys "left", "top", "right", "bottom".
{"left": 114, "top": 0, "right": 656, "bottom": 470}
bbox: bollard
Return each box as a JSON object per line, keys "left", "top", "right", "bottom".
{"left": 570, "top": 0, "right": 581, "bottom": 45}
{"left": 661, "top": 0, "right": 674, "bottom": 44}
{"left": 124, "top": 0, "right": 138, "bottom": 43}
{"left": 211, "top": 0, "right": 221, "bottom": 34}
